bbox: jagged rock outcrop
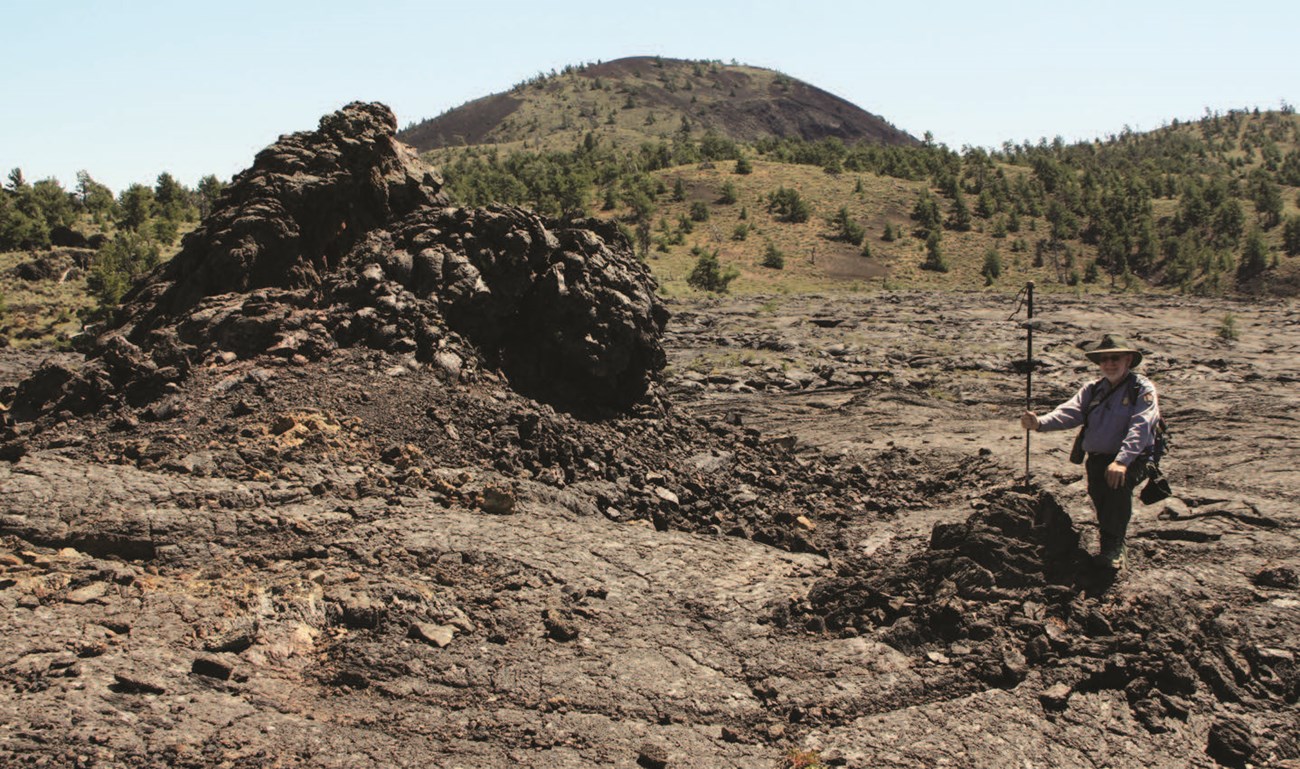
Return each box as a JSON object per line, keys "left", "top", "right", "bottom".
{"left": 123, "top": 102, "right": 447, "bottom": 323}
{"left": 792, "top": 489, "right": 1300, "bottom": 735}
{"left": 8, "top": 102, "right": 667, "bottom": 421}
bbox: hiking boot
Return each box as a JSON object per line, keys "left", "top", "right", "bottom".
{"left": 1097, "top": 535, "right": 1127, "bottom": 571}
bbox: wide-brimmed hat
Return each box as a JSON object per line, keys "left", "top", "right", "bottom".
{"left": 1082, "top": 333, "right": 1143, "bottom": 366}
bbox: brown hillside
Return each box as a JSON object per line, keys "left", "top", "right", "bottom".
{"left": 402, "top": 92, "right": 523, "bottom": 149}
{"left": 400, "top": 56, "right": 918, "bottom": 152}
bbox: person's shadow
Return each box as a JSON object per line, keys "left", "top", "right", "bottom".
{"left": 1029, "top": 488, "right": 1122, "bottom": 597}
{"left": 1081, "top": 560, "right": 1120, "bottom": 596}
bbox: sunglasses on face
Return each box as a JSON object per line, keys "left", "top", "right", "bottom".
{"left": 1095, "top": 354, "right": 1128, "bottom": 363}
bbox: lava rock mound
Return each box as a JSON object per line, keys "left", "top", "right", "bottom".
{"left": 9, "top": 102, "right": 667, "bottom": 421}
{"left": 791, "top": 488, "right": 1299, "bottom": 742}
{"left": 131, "top": 101, "right": 447, "bottom": 320}
{"left": 791, "top": 490, "right": 1083, "bottom": 645}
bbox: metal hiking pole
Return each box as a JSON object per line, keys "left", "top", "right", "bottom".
{"left": 1023, "top": 281, "right": 1034, "bottom": 487}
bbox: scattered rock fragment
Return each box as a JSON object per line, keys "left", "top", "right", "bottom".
{"left": 1206, "top": 716, "right": 1258, "bottom": 768}
{"left": 328, "top": 590, "right": 385, "bottom": 629}
{"left": 111, "top": 673, "right": 166, "bottom": 695}
{"left": 1254, "top": 566, "right": 1298, "bottom": 590}
{"left": 637, "top": 742, "right": 669, "bottom": 769}
{"left": 542, "top": 606, "right": 579, "bottom": 642}
{"left": 1039, "top": 682, "right": 1072, "bottom": 711}
{"left": 191, "top": 656, "right": 235, "bottom": 681}
{"left": 0, "top": 439, "right": 26, "bottom": 462}
{"left": 409, "top": 622, "right": 456, "bottom": 648}
{"left": 479, "top": 486, "right": 516, "bottom": 515}
{"left": 63, "top": 582, "right": 110, "bottom": 604}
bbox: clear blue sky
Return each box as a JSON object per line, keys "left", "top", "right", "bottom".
{"left": 4, "top": 0, "right": 1296, "bottom": 193}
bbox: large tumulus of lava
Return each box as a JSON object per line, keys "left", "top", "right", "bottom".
{"left": 11, "top": 102, "right": 668, "bottom": 420}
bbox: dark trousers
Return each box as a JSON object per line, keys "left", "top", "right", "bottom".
{"left": 1086, "top": 453, "right": 1133, "bottom": 540}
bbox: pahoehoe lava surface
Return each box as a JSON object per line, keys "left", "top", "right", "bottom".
{"left": 1, "top": 106, "right": 1297, "bottom": 768}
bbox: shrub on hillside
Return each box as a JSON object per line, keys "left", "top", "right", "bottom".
{"left": 1283, "top": 215, "right": 1300, "bottom": 256}
{"left": 152, "top": 218, "right": 179, "bottom": 246}
{"left": 672, "top": 178, "right": 687, "bottom": 202}
{"left": 947, "top": 191, "right": 972, "bottom": 231}
{"left": 116, "top": 184, "right": 155, "bottom": 232}
{"left": 981, "top": 247, "right": 1002, "bottom": 284}
{"left": 1217, "top": 313, "right": 1239, "bottom": 341}
{"left": 1084, "top": 260, "right": 1100, "bottom": 283}
{"left": 1237, "top": 229, "right": 1268, "bottom": 282}
{"left": 761, "top": 241, "right": 785, "bottom": 269}
{"left": 910, "top": 191, "right": 942, "bottom": 237}
{"left": 0, "top": 193, "right": 50, "bottom": 250}
{"left": 687, "top": 247, "right": 738, "bottom": 292}
{"left": 88, "top": 232, "right": 160, "bottom": 306}
{"left": 767, "top": 187, "right": 810, "bottom": 223}
{"left": 830, "top": 206, "right": 865, "bottom": 245}
{"left": 921, "top": 232, "right": 948, "bottom": 273}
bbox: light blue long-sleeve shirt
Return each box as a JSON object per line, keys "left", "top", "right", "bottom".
{"left": 1037, "top": 373, "right": 1160, "bottom": 465}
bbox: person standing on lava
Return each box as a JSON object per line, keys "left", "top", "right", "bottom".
{"left": 1020, "top": 334, "right": 1161, "bottom": 571}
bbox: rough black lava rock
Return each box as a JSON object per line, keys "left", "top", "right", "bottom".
{"left": 9, "top": 102, "right": 667, "bottom": 420}
{"left": 794, "top": 487, "right": 1298, "bottom": 729}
